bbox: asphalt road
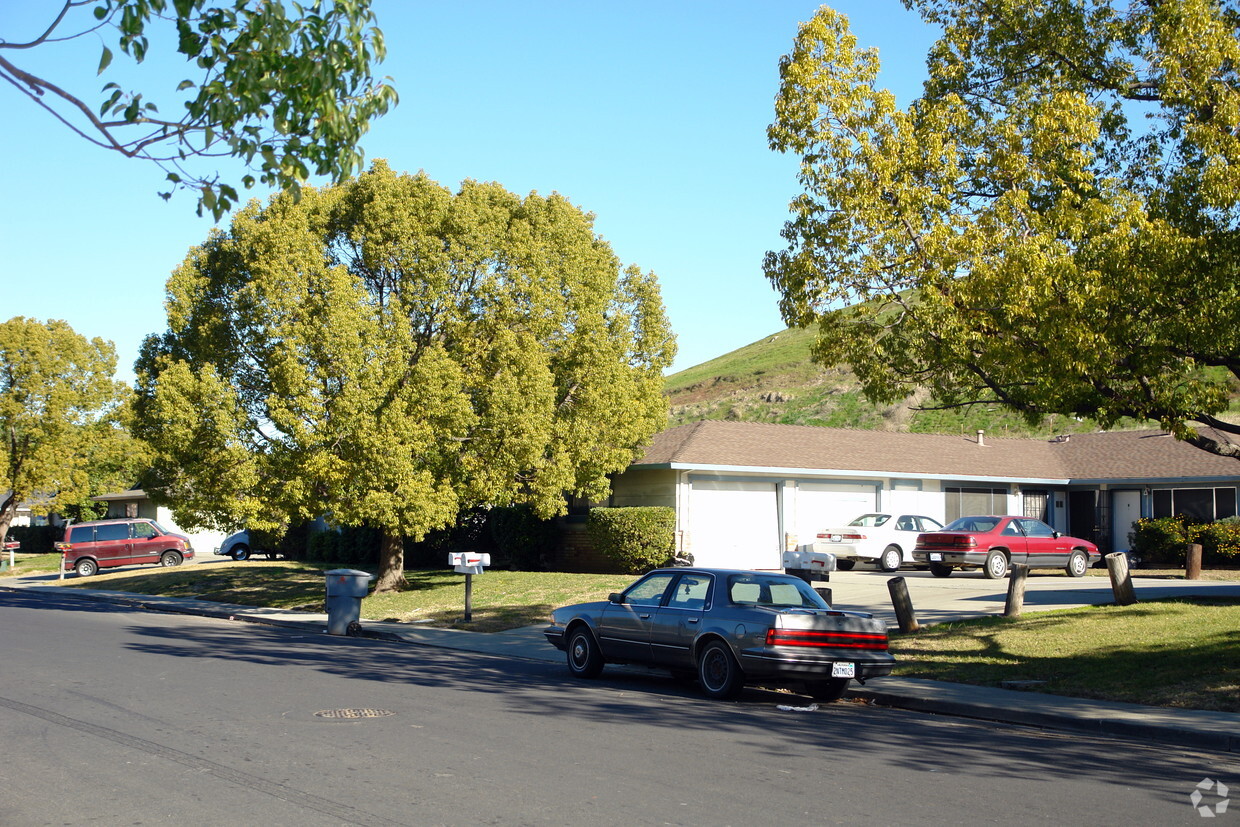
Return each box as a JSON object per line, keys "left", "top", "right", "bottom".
{"left": 2, "top": 589, "right": 1236, "bottom": 825}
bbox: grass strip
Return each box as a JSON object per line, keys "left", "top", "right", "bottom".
{"left": 890, "top": 598, "right": 1240, "bottom": 712}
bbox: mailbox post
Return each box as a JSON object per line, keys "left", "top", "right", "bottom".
{"left": 449, "top": 552, "right": 491, "bottom": 621}
{"left": 1, "top": 540, "right": 18, "bottom": 572}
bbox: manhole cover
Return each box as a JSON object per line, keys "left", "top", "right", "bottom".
{"left": 314, "top": 708, "right": 396, "bottom": 719}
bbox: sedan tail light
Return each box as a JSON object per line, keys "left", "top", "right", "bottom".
{"left": 766, "top": 628, "right": 888, "bottom": 650}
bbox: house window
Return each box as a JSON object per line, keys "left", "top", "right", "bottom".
{"left": 1152, "top": 487, "right": 1237, "bottom": 522}
{"left": 944, "top": 487, "right": 1009, "bottom": 522}
{"left": 1022, "top": 490, "right": 1048, "bottom": 521}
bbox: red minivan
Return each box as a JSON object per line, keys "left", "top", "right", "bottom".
{"left": 56, "top": 519, "right": 195, "bottom": 577}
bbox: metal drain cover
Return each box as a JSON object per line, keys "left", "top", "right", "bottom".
{"left": 314, "top": 708, "right": 395, "bottom": 719}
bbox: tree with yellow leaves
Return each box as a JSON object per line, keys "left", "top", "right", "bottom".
{"left": 766, "top": 1, "right": 1240, "bottom": 457}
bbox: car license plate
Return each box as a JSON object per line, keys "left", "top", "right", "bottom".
{"left": 832, "top": 662, "right": 855, "bottom": 678}
{"left": 929, "top": 552, "right": 943, "bottom": 561}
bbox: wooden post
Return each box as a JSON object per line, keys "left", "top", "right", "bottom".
{"left": 1186, "top": 543, "right": 1203, "bottom": 580}
{"left": 813, "top": 586, "right": 833, "bottom": 606}
{"left": 887, "top": 576, "right": 920, "bottom": 633}
{"left": 464, "top": 572, "right": 473, "bottom": 622}
{"left": 1004, "top": 564, "right": 1029, "bottom": 617}
{"left": 1106, "top": 552, "right": 1137, "bottom": 606}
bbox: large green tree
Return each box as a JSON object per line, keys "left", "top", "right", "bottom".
{"left": 0, "top": 318, "right": 142, "bottom": 549}
{"left": 1, "top": 1, "right": 397, "bottom": 219}
{"left": 765, "top": 2, "right": 1240, "bottom": 457}
{"left": 135, "top": 161, "right": 676, "bottom": 590}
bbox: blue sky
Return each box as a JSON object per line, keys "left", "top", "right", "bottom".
{"left": 0, "top": 1, "right": 937, "bottom": 383}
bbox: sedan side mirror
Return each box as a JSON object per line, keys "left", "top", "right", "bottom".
{"left": 1053, "top": 531, "right": 1062, "bottom": 539}
{"left": 608, "top": 592, "right": 624, "bottom": 604}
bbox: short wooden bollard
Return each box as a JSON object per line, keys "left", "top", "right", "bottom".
{"left": 1004, "top": 564, "right": 1029, "bottom": 617}
{"left": 887, "top": 576, "right": 920, "bottom": 633}
{"left": 813, "top": 586, "right": 833, "bottom": 606}
{"left": 1186, "top": 543, "right": 1203, "bottom": 580}
{"left": 1106, "top": 552, "right": 1138, "bottom": 606}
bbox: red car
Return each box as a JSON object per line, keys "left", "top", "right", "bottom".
{"left": 912, "top": 515, "right": 1100, "bottom": 579}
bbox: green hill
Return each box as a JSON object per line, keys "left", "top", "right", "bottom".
{"left": 663, "top": 327, "right": 1159, "bottom": 437}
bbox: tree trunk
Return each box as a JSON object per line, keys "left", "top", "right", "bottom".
{"left": 0, "top": 498, "right": 14, "bottom": 551}
{"left": 373, "top": 528, "right": 407, "bottom": 593}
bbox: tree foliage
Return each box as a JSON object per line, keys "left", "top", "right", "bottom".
{"left": 134, "top": 161, "right": 676, "bottom": 590}
{"left": 765, "top": 1, "right": 1240, "bottom": 458}
{"left": 0, "top": 317, "right": 143, "bottom": 547}
{"left": 1, "top": 1, "right": 397, "bottom": 219}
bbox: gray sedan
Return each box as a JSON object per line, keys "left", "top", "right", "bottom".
{"left": 544, "top": 568, "right": 894, "bottom": 700}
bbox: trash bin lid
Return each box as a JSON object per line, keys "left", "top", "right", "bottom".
{"left": 325, "top": 569, "right": 375, "bottom": 579}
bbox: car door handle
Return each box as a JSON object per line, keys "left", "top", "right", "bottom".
{"left": 686, "top": 618, "right": 699, "bottom": 624}
{"left": 639, "top": 613, "right": 651, "bottom": 619}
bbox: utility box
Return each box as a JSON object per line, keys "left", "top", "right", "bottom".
{"left": 325, "top": 568, "right": 374, "bottom": 635}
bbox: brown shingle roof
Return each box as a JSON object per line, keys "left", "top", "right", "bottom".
{"left": 635, "top": 421, "right": 1240, "bottom": 482}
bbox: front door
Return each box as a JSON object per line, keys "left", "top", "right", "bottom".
{"left": 1111, "top": 490, "right": 1142, "bottom": 553}
{"left": 1069, "top": 491, "right": 1098, "bottom": 543}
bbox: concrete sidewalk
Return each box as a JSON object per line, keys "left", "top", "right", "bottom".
{"left": 3, "top": 573, "right": 1239, "bottom": 754}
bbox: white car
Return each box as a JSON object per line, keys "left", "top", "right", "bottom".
{"left": 212, "top": 529, "right": 279, "bottom": 561}
{"left": 813, "top": 513, "right": 944, "bottom": 572}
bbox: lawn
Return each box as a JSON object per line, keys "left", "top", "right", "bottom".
{"left": 52, "top": 561, "right": 633, "bottom": 633}
{"left": 890, "top": 598, "right": 1240, "bottom": 712}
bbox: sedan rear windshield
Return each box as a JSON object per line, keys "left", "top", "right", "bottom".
{"left": 943, "top": 516, "right": 1001, "bottom": 532}
{"left": 727, "top": 575, "right": 829, "bottom": 609}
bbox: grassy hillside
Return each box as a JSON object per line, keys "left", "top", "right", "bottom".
{"left": 663, "top": 327, "right": 1172, "bottom": 437}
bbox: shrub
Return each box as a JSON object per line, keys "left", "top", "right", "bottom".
{"left": 307, "top": 524, "right": 381, "bottom": 566}
{"left": 1193, "top": 517, "right": 1240, "bottom": 563}
{"left": 586, "top": 507, "right": 676, "bottom": 574}
{"left": 1130, "top": 516, "right": 1240, "bottom": 566}
{"left": 5, "top": 524, "right": 57, "bottom": 555}
{"left": 1129, "top": 517, "right": 1190, "bottom": 564}
{"left": 489, "top": 505, "right": 557, "bottom": 571}
{"left": 404, "top": 508, "right": 495, "bottom": 568}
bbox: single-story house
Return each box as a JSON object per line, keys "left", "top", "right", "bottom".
{"left": 603, "top": 421, "right": 1240, "bottom": 571}
{"left": 91, "top": 489, "right": 229, "bottom": 557}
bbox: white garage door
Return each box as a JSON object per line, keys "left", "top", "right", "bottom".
{"left": 793, "top": 482, "right": 879, "bottom": 547}
{"left": 688, "top": 480, "right": 780, "bottom": 570}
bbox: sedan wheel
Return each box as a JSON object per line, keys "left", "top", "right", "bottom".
{"left": 983, "top": 550, "right": 1009, "bottom": 579}
{"left": 566, "top": 627, "right": 603, "bottom": 679}
{"left": 697, "top": 640, "right": 744, "bottom": 700}
{"left": 878, "top": 545, "right": 902, "bottom": 572}
{"left": 1066, "top": 550, "right": 1088, "bottom": 578}
{"left": 232, "top": 544, "right": 251, "bottom": 561}
{"left": 75, "top": 558, "right": 98, "bottom": 577}
{"left": 928, "top": 562, "right": 953, "bottom": 578}
{"left": 835, "top": 559, "right": 856, "bottom": 571}
{"left": 161, "top": 551, "right": 183, "bottom": 567}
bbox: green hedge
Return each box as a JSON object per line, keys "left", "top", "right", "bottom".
{"left": 5, "top": 525, "right": 57, "bottom": 555}
{"left": 586, "top": 507, "right": 676, "bottom": 574}
{"left": 306, "top": 524, "right": 383, "bottom": 566}
{"left": 1130, "top": 516, "right": 1240, "bottom": 565}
